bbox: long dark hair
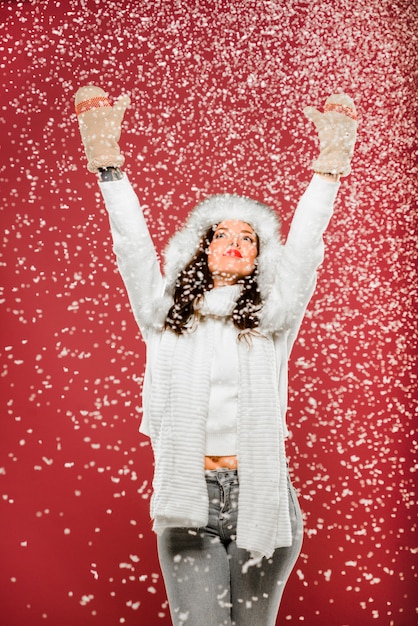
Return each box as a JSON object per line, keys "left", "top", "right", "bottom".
{"left": 164, "top": 226, "right": 263, "bottom": 335}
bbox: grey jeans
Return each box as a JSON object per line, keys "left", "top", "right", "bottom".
{"left": 157, "top": 468, "right": 303, "bottom": 626}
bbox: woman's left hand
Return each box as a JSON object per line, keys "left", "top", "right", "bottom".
{"left": 304, "top": 93, "right": 358, "bottom": 177}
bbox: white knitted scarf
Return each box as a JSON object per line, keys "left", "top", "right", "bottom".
{"left": 148, "top": 286, "right": 292, "bottom": 560}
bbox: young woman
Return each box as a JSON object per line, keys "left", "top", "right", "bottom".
{"left": 75, "top": 85, "right": 357, "bottom": 626}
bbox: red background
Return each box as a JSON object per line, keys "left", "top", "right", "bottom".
{"left": 1, "top": 1, "right": 417, "bottom": 625}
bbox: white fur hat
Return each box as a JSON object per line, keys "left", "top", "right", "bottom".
{"left": 163, "top": 193, "right": 283, "bottom": 301}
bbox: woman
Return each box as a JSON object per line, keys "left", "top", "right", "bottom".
{"left": 75, "top": 85, "right": 357, "bottom": 626}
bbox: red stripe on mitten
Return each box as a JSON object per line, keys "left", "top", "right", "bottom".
{"left": 75, "top": 96, "right": 111, "bottom": 115}
{"left": 324, "top": 102, "right": 357, "bottom": 121}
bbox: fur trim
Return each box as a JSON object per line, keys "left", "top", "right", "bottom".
{"left": 163, "top": 193, "right": 283, "bottom": 301}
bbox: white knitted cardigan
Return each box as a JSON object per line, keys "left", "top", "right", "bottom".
{"left": 99, "top": 174, "right": 339, "bottom": 560}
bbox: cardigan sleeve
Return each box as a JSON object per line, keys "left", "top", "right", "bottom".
{"left": 98, "top": 174, "right": 165, "bottom": 339}
{"left": 267, "top": 174, "right": 340, "bottom": 352}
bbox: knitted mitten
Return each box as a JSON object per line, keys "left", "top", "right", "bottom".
{"left": 75, "top": 85, "right": 130, "bottom": 172}
{"left": 304, "top": 93, "right": 357, "bottom": 176}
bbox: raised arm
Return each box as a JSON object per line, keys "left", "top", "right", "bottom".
{"left": 262, "top": 93, "right": 357, "bottom": 344}
{"left": 75, "top": 85, "right": 164, "bottom": 338}
{"left": 99, "top": 175, "right": 165, "bottom": 338}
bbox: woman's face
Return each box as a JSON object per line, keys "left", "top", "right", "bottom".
{"left": 207, "top": 220, "right": 258, "bottom": 287}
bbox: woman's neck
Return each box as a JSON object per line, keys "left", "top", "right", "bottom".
{"left": 212, "top": 274, "right": 238, "bottom": 288}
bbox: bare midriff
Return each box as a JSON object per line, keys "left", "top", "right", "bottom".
{"left": 204, "top": 455, "right": 238, "bottom": 470}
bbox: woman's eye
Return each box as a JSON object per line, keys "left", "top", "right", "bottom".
{"left": 214, "top": 232, "right": 226, "bottom": 239}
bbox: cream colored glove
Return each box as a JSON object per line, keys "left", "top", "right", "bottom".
{"left": 75, "top": 85, "right": 130, "bottom": 172}
{"left": 304, "top": 93, "right": 357, "bottom": 177}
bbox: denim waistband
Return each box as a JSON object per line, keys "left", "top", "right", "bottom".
{"left": 204, "top": 468, "right": 238, "bottom": 483}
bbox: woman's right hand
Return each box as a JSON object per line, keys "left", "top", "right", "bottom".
{"left": 75, "top": 85, "right": 130, "bottom": 173}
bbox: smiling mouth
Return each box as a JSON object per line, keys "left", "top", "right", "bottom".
{"left": 224, "top": 249, "right": 242, "bottom": 258}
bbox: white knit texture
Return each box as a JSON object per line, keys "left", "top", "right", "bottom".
{"left": 99, "top": 173, "right": 340, "bottom": 558}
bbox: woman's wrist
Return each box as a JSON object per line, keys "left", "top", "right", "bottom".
{"left": 98, "top": 167, "right": 123, "bottom": 182}
{"left": 315, "top": 171, "right": 340, "bottom": 182}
